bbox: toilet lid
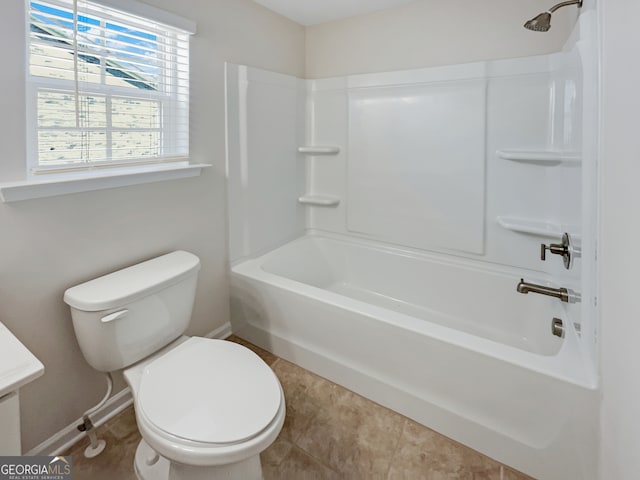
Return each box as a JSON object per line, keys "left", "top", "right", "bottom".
{"left": 138, "top": 337, "right": 281, "bottom": 445}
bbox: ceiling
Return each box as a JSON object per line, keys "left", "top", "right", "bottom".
{"left": 252, "top": 0, "right": 417, "bottom": 26}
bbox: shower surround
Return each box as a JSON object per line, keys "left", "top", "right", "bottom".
{"left": 226, "top": 13, "right": 598, "bottom": 480}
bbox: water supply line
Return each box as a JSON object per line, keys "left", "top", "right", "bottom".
{"left": 77, "top": 372, "right": 113, "bottom": 458}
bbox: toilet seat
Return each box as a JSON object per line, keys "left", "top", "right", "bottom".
{"left": 138, "top": 337, "right": 281, "bottom": 446}
{"left": 126, "top": 336, "right": 286, "bottom": 467}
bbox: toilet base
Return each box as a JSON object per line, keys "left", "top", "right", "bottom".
{"left": 134, "top": 439, "right": 169, "bottom": 480}
{"left": 134, "top": 439, "right": 263, "bottom": 480}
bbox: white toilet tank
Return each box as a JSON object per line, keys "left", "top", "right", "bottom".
{"left": 64, "top": 251, "right": 201, "bottom": 372}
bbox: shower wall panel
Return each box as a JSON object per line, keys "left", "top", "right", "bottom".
{"left": 347, "top": 79, "right": 487, "bottom": 255}
{"left": 307, "top": 53, "right": 583, "bottom": 275}
{"left": 226, "top": 65, "right": 306, "bottom": 262}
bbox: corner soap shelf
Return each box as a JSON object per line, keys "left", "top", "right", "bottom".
{"left": 497, "top": 149, "right": 581, "bottom": 165}
{"left": 496, "top": 216, "right": 562, "bottom": 237}
{"left": 298, "top": 195, "right": 340, "bottom": 207}
{"left": 298, "top": 146, "right": 340, "bottom": 155}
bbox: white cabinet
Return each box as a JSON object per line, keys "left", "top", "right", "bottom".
{"left": 0, "top": 321, "right": 44, "bottom": 456}
{"left": 0, "top": 392, "right": 21, "bottom": 455}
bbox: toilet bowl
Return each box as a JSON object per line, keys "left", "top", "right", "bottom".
{"left": 126, "top": 337, "right": 285, "bottom": 479}
{"left": 64, "top": 251, "right": 285, "bottom": 479}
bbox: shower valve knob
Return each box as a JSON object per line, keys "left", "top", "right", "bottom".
{"left": 540, "top": 232, "right": 572, "bottom": 269}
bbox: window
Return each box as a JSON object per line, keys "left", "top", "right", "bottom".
{"left": 26, "top": 0, "right": 191, "bottom": 174}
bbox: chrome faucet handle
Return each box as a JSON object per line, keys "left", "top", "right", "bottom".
{"left": 540, "top": 232, "right": 572, "bottom": 269}
{"left": 540, "top": 243, "right": 549, "bottom": 261}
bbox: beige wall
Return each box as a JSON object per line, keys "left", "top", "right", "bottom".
{"left": 305, "top": 0, "right": 576, "bottom": 78}
{"left": 0, "top": 0, "right": 304, "bottom": 452}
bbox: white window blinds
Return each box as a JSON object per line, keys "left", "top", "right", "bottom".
{"left": 27, "top": 0, "right": 191, "bottom": 173}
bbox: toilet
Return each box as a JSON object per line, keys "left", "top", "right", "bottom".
{"left": 63, "top": 251, "right": 285, "bottom": 480}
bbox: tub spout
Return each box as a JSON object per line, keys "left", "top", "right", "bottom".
{"left": 517, "top": 279, "right": 570, "bottom": 303}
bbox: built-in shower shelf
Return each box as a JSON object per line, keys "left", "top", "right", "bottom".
{"left": 497, "top": 149, "right": 581, "bottom": 165}
{"left": 298, "top": 146, "right": 341, "bottom": 155}
{"left": 496, "top": 216, "right": 563, "bottom": 237}
{"left": 298, "top": 195, "right": 341, "bottom": 207}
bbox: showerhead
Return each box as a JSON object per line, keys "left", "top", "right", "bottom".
{"left": 524, "top": 11, "right": 552, "bottom": 32}
{"left": 523, "top": 0, "right": 582, "bottom": 32}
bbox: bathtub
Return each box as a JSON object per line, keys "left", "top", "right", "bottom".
{"left": 230, "top": 234, "right": 597, "bottom": 480}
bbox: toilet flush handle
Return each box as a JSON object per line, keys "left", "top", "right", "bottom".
{"left": 101, "top": 309, "right": 129, "bottom": 323}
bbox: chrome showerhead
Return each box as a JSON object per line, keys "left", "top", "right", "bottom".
{"left": 523, "top": 0, "right": 582, "bottom": 32}
{"left": 524, "top": 11, "right": 552, "bottom": 32}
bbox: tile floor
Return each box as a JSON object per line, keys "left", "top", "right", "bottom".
{"left": 65, "top": 335, "right": 534, "bottom": 479}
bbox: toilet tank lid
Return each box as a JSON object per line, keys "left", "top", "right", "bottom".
{"left": 64, "top": 251, "right": 200, "bottom": 312}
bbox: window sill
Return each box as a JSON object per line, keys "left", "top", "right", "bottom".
{"left": 0, "top": 162, "right": 211, "bottom": 203}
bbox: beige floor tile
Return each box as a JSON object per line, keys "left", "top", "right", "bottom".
{"left": 226, "top": 335, "right": 279, "bottom": 366}
{"left": 387, "top": 420, "right": 501, "bottom": 480}
{"left": 272, "top": 360, "right": 329, "bottom": 443}
{"left": 105, "top": 406, "right": 138, "bottom": 440}
{"left": 263, "top": 443, "right": 340, "bottom": 480}
{"left": 295, "top": 381, "right": 406, "bottom": 479}
{"left": 69, "top": 426, "right": 140, "bottom": 480}
{"left": 504, "top": 467, "right": 536, "bottom": 480}
{"left": 262, "top": 437, "right": 295, "bottom": 468}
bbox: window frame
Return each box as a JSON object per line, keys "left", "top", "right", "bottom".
{"left": 25, "top": 0, "right": 192, "bottom": 176}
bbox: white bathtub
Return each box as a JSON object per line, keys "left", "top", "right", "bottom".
{"left": 230, "top": 234, "right": 597, "bottom": 480}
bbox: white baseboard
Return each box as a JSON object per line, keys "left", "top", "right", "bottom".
{"left": 204, "top": 321, "right": 233, "bottom": 340}
{"left": 26, "top": 387, "right": 133, "bottom": 457}
{"left": 26, "top": 322, "right": 233, "bottom": 457}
